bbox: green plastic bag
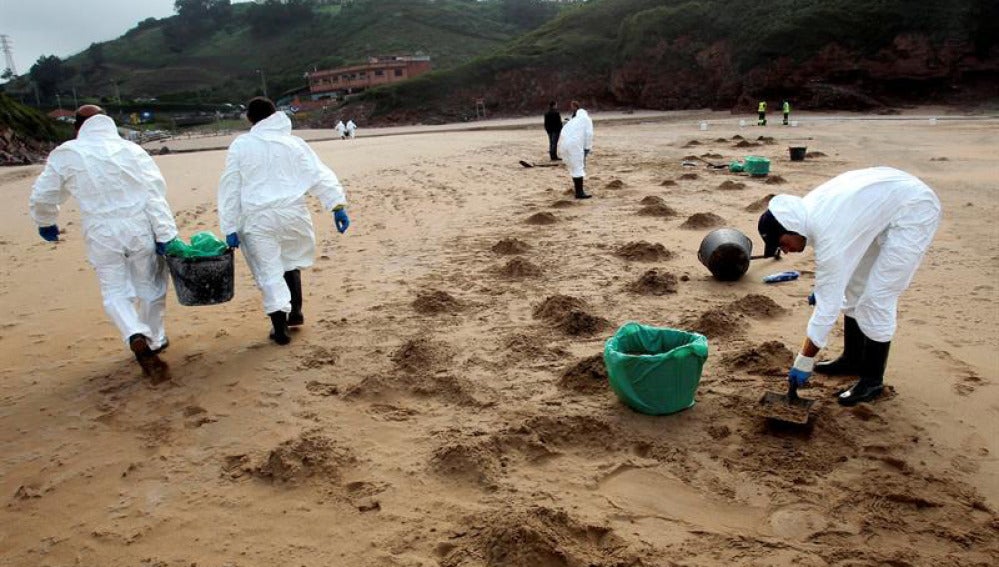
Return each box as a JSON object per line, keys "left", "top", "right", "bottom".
{"left": 165, "top": 231, "right": 228, "bottom": 258}
{"left": 744, "top": 156, "right": 771, "bottom": 176}
{"left": 604, "top": 322, "right": 709, "bottom": 415}
{"left": 729, "top": 161, "right": 745, "bottom": 173}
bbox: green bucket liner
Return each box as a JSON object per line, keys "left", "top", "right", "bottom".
{"left": 744, "top": 156, "right": 771, "bottom": 176}
{"left": 165, "top": 231, "right": 229, "bottom": 259}
{"left": 604, "top": 322, "right": 709, "bottom": 415}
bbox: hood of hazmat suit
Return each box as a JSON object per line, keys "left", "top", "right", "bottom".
{"left": 28, "top": 113, "right": 179, "bottom": 348}
{"left": 769, "top": 166, "right": 941, "bottom": 346}
{"left": 557, "top": 109, "right": 594, "bottom": 178}
{"left": 217, "top": 111, "right": 347, "bottom": 314}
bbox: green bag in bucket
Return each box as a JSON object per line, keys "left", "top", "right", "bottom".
{"left": 165, "top": 231, "right": 229, "bottom": 259}
{"left": 604, "top": 322, "right": 709, "bottom": 415}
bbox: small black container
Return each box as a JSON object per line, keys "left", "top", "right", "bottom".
{"left": 698, "top": 228, "right": 753, "bottom": 281}
{"left": 789, "top": 146, "right": 807, "bottom": 161}
{"left": 165, "top": 248, "right": 235, "bottom": 306}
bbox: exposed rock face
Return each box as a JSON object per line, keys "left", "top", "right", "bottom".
{"left": 0, "top": 126, "right": 55, "bottom": 166}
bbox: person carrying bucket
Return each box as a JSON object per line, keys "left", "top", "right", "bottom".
{"left": 217, "top": 97, "right": 350, "bottom": 345}
{"left": 28, "top": 105, "right": 179, "bottom": 381}
{"left": 757, "top": 100, "right": 767, "bottom": 126}
{"left": 757, "top": 167, "right": 941, "bottom": 406}
{"left": 782, "top": 100, "right": 791, "bottom": 125}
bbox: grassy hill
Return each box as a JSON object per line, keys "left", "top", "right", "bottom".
{"left": 356, "top": 0, "right": 999, "bottom": 122}
{"left": 13, "top": 0, "right": 565, "bottom": 104}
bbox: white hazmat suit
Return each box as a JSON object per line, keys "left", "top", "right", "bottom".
{"left": 335, "top": 120, "right": 346, "bottom": 139}
{"left": 769, "top": 167, "right": 941, "bottom": 347}
{"left": 345, "top": 120, "right": 357, "bottom": 139}
{"left": 29, "top": 114, "right": 178, "bottom": 349}
{"left": 557, "top": 109, "right": 593, "bottom": 178}
{"left": 218, "top": 111, "right": 347, "bottom": 314}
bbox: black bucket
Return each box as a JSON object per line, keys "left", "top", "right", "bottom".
{"left": 698, "top": 228, "right": 753, "bottom": 281}
{"left": 789, "top": 146, "right": 807, "bottom": 161}
{"left": 165, "top": 249, "right": 235, "bottom": 306}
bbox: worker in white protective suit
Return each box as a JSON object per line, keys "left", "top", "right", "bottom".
{"left": 218, "top": 97, "right": 349, "bottom": 345}
{"left": 757, "top": 166, "right": 941, "bottom": 406}
{"left": 334, "top": 120, "right": 346, "bottom": 140}
{"left": 345, "top": 119, "right": 357, "bottom": 139}
{"left": 29, "top": 105, "right": 178, "bottom": 381}
{"left": 556, "top": 101, "right": 593, "bottom": 199}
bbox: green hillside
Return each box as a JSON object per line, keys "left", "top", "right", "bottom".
{"left": 11, "top": 0, "right": 566, "bottom": 104}
{"left": 359, "top": 0, "right": 999, "bottom": 120}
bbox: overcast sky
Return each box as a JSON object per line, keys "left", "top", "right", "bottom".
{"left": 1, "top": 0, "right": 252, "bottom": 75}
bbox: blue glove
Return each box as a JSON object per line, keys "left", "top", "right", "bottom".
{"left": 38, "top": 225, "right": 60, "bottom": 242}
{"left": 334, "top": 208, "right": 350, "bottom": 234}
{"left": 155, "top": 241, "right": 168, "bottom": 256}
{"left": 807, "top": 292, "right": 816, "bottom": 306}
{"left": 226, "top": 233, "right": 240, "bottom": 249}
{"left": 788, "top": 353, "right": 814, "bottom": 387}
{"left": 788, "top": 367, "right": 811, "bottom": 387}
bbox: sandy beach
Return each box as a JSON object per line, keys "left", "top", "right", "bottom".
{"left": 1, "top": 110, "right": 997, "bottom": 565}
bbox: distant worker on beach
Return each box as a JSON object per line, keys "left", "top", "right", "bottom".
{"left": 758, "top": 167, "right": 941, "bottom": 406}
{"left": 782, "top": 100, "right": 791, "bottom": 126}
{"left": 557, "top": 100, "right": 594, "bottom": 200}
{"left": 218, "top": 97, "right": 350, "bottom": 345}
{"left": 346, "top": 119, "right": 357, "bottom": 139}
{"left": 29, "top": 105, "right": 178, "bottom": 381}
{"left": 757, "top": 100, "right": 767, "bottom": 126}
{"left": 335, "top": 120, "right": 346, "bottom": 140}
{"left": 544, "top": 100, "right": 562, "bottom": 161}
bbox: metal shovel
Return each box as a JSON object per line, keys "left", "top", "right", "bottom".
{"left": 758, "top": 380, "right": 815, "bottom": 425}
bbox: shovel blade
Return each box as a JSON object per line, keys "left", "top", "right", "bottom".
{"left": 758, "top": 390, "right": 815, "bottom": 425}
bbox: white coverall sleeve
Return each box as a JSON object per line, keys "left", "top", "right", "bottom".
{"left": 135, "top": 151, "right": 179, "bottom": 243}
{"left": 29, "top": 157, "right": 69, "bottom": 227}
{"left": 583, "top": 119, "right": 594, "bottom": 150}
{"left": 298, "top": 140, "right": 346, "bottom": 211}
{"left": 805, "top": 258, "right": 849, "bottom": 349}
{"left": 217, "top": 146, "right": 244, "bottom": 235}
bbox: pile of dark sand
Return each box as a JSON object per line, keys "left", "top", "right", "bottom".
{"left": 627, "top": 269, "right": 678, "bottom": 295}
{"left": 721, "top": 341, "right": 794, "bottom": 375}
{"left": 604, "top": 179, "right": 625, "bottom": 189}
{"left": 525, "top": 212, "right": 558, "bottom": 225}
{"left": 492, "top": 238, "right": 531, "bottom": 255}
{"left": 728, "top": 293, "right": 786, "bottom": 318}
{"left": 413, "top": 290, "right": 463, "bottom": 314}
{"left": 640, "top": 195, "right": 665, "bottom": 206}
{"left": 637, "top": 203, "right": 679, "bottom": 217}
{"left": 680, "top": 212, "right": 725, "bottom": 229}
{"left": 745, "top": 193, "right": 776, "bottom": 213}
{"left": 558, "top": 354, "right": 608, "bottom": 394}
{"left": 498, "top": 258, "right": 542, "bottom": 278}
{"left": 717, "top": 180, "right": 746, "bottom": 190}
{"left": 615, "top": 241, "right": 673, "bottom": 262}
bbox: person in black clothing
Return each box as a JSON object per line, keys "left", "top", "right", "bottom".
{"left": 544, "top": 101, "right": 562, "bottom": 161}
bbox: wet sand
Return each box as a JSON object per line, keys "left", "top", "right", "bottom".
{"left": 1, "top": 110, "right": 997, "bottom": 565}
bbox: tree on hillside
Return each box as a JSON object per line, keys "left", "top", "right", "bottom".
{"left": 166, "top": 0, "right": 233, "bottom": 52}
{"left": 500, "top": 0, "right": 559, "bottom": 30}
{"left": 29, "top": 55, "right": 75, "bottom": 98}
{"left": 246, "top": 0, "right": 316, "bottom": 36}
{"left": 175, "top": 0, "right": 232, "bottom": 23}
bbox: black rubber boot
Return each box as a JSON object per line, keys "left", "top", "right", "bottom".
{"left": 573, "top": 177, "right": 591, "bottom": 200}
{"left": 837, "top": 336, "right": 890, "bottom": 406}
{"left": 815, "top": 316, "right": 862, "bottom": 376}
{"left": 129, "top": 333, "right": 170, "bottom": 383}
{"left": 284, "top": 269, "right": 304, "bottom": 327}
{"left": 268, "top": 311, "right": 291, "bottom": 345}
